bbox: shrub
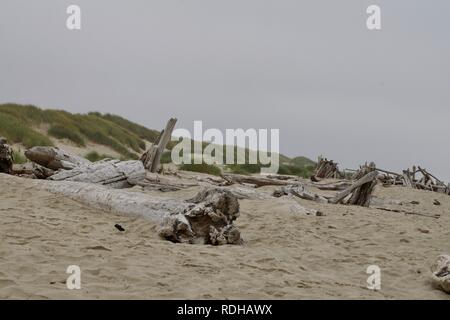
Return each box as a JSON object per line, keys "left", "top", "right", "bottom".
{"left": 0, "top": 112, "right": 53, "bottom": 147}
{"left": 48, "top": 125, "right": 86, "bottom": 146}
{"left": 84, "top": 151, "right": 113, "bottom": 162}
{"left": 180, "top": 162, "right": 222, "bottom": 176}
{"left": 12, "top": 150, "right": 27, "bottom": 164}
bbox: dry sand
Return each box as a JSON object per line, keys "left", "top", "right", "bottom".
{"left": 0, "top": 173, "right": 449, "bottom": 299}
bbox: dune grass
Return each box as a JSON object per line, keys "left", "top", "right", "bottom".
{"left": 0, "top": 111, "right": 53, "bottom": 148}
{"left": 84, "top": 151, "right": 114, "bottom": 162}
{"left": 180, "top": 162, "right": 222, "bottom": 176}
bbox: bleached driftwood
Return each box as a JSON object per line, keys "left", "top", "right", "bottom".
{"left": 49, "top": 159, "right": 146, "bottom": 189}
{"left": 329, "top": 171, "right": 378, "bottom": 206}
{"left": 222, "top": 173, "right": 293, "bottom": 188}
{"left": 25, "top": 146, "right": 90, "bottom": 170}
{"left": 141, "top": 118, "right": 177, "bottom": 172}
{"left": 31, "top": 179, "right": 242, "bottom": 245}
{"left": 312, "top": 181, "right": 352, "bottom": 191}
{"left": 431, "top": 254, "right": 450, "bottom": 294}
{"left": 273, "top": 184, "right": 329, "bottom": 204}
{"left": 352, "top": 162, "right": 376, "bottom": 180}
{"left": 312, "top": 157, "right": 340, "bottom": 180}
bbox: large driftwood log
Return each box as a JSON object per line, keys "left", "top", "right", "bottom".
{"left": 49, "top": 159, "right": 146, "bottom": 189}
{"left": 31, "top": 179, "right": 241, "bottom": 245}
{"left": 329, "top": 171, "right": 378, "bottom": 206}
{"left": 222, "top": 173, "right": 293, "bottom": 188}
{"left": 25, "top": 146, "right": 90, "bottom": 170}
{"left": 431, "top": 254, "right": 450, "bottom": 294}
{"left": 141, "top": 118, "right": 177, "bottom": 172}
{"left": 273, "top": 184, "right": 328, "bottom": 204}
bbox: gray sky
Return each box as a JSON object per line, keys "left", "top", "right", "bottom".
{"left": 1, "top": 1, "right": 449, "bottom": 179}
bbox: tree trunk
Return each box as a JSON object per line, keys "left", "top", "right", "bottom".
{"left": 222, "top": 173, "right": 293, "bottom": 188}
{"left": 25, "top": 146, "right": 90, "bottom": 170}
{"left": 49, "top": 159, "right": 146, "bottom": 189}
{"left": 31, "top": 179, "right": 242, "bottom": 245}
{"left": 273, "top": 184, "right": 329, "bottom": 204}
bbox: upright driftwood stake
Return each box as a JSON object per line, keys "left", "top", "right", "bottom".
{"left": 329, "top": 171, "right": 378, "bottom": 206}
{"left": 141, "top": 118, "right": 177, "bottom": 173}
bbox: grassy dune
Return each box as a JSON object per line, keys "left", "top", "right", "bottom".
{"left": 0, "top": 103, "right": 316, "bottom": 177}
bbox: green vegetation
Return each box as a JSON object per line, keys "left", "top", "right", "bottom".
{"left": 0, "top": 103, "right": 156, "bottom": 159}
{"left": 160, "top": 150, "right": 172, "bottom": 164}
{"left": 0, "top": 111, "right": 53, "bottom": 148}
{"left": 180, "top": 162, "right": 222, "bottom": 176}
{"left": 0, "top": 103, "right": 317, "bottom": 175}
{"left": 12, "top": 150, "right": 27, "bottom": 164}
{"left": 84, "top": 151, "right": 113, "bottom": 162}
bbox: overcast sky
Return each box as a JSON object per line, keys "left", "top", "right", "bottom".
{"left": 1, "top": 1, "right": 449, "bottom": 179}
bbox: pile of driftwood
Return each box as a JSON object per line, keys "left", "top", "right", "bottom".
{"left": 350, "top": 163, "right": 450, "bottom": 195}
{"left": 312, "top": 157, "right": 341, "bottom": 180}
{"left": 1, "top": 118, "right": 242, "bottom": 245}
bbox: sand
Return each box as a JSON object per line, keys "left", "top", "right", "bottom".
{"left": 0, "top": 173, "right": 449, "bottom": 299}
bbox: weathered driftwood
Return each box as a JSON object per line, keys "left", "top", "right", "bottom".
{"left": 373, "top": 207, "right": 440, "bottom": 219}
{"left": 312, "top": 181, "right": 352, "bottom": 191}
{"left": 312, "top": 157, "right": 340, "bottom": 180}
{"left": 49, "top": 159, "right": 146, "bottom": 189}
{"left": 273, "top": 184, "right": 329, "bottom": 204}
{"left": 25, "top": 146, "right": 90, "bottom": 170}
{"left": 32, "top": 179, "right": 242, "bottom": 245}
{"left": 222, "top": 173, "right": 292, "bottom": 188}
{"left": 352, "top": 162, "right": 376, "bottom": 180}
{"left": 141, "top": 118, "right": 177, "bottom": 172}
{"left": 329, "top": 171, "right": 378, "bottom": 206}
{"left": 431, "top": 254, "right": 450, "bottom": 294}
{"left": 32, "top": 164, "right": 55, "bottom": 179}
{"left": 0, "top": 138, "right": 13, "bottom": 174}
{"left": 287, "top": 198, "right": 323, "bottom": 216}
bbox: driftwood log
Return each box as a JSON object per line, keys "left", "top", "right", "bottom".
{"left": 31, "top": 179, "right": 242, "bottom": 245}
{"left": 25, "top": 146, "right": 90, "bottom": 170}
{"left": 273, "top": 184, "right": 328, "bottom": 204}
{"left": 141, "top": 118, "right": 177, "bottom": 172}
{"left": 329, "top": 171, "right": 378, "bottom": 206}
{"left": 222, "top": 173, "right": 293, "bottom": 188}
{"left": 431, "top": 254, "right": 450, "bottom": 294}
{"left": 49, "top": 159, "right": 146, "bottom": 189}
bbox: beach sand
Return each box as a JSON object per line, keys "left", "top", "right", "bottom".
{"left": 0, "top": 173, "right": 449, "bottom": 299}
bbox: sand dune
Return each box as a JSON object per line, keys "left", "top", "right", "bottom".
{"left": 0, "top": 173, "right": 449, "bottom": 299}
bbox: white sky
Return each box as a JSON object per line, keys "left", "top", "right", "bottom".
{"left": 1, "top": 0, "right": 449, "bottom": 179}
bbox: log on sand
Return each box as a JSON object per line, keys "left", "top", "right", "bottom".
{"left": 31, "top": 179, "right": 242, "bottom": 245}
{"left": 273, "top": 184, "right": 329, "bottom": 204}
{"left": 431, "top": 254, "right": 450, "bottom": 294}
{"left": 222, "top": 173, "right": 293, "bottom": 188}
{"left": 49, "top": 159, "right": 146, "bottom": 189}
{"left": 25, "top": 146, "right": 91, "bottom": 170}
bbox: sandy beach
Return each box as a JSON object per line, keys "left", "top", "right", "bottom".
{"left": 0, "top": 173, "right": 449, "bottom": 299}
